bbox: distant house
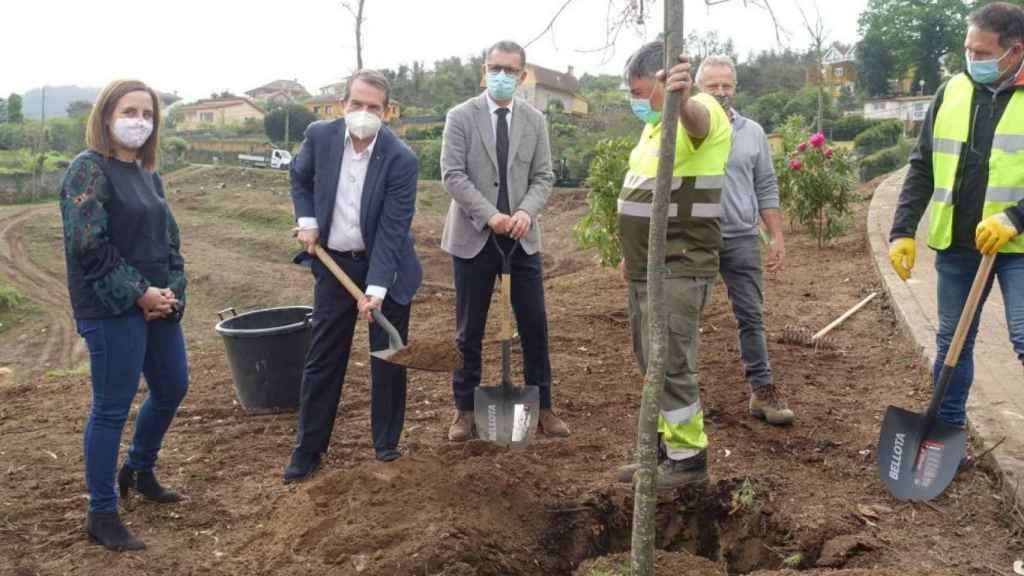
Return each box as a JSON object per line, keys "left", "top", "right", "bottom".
{"left": 307, "top": 80, "right": 401, "bottom": 121}
{"left": 863, "top": 95, "right": 932, "bottom": 123}
{"left": 807, "top": 43, "right": 858, "bottom": 97}
{"left": 480, "top": 64, "right": 589, "bottom": 115}
{"left": 177, "top": 97, "right": 265, "bottom": 131}
{"left": 245, "top": 80, "right": 309, "bottom": 105}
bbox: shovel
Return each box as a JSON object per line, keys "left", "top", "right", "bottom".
{"left": 877, "top": 252, "right": 995, "bottom": 502}
{"left": 473, "top": 238, "right": 539, "bottom": 447}
{"left": 313, "top": 245, "right": 462, "bottom": 372}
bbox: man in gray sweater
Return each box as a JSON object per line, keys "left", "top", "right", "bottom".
{"left": 696, "top": 55, "right": 794, "bottom": 425}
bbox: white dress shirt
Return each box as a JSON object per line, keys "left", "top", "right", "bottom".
{"left": 486, "top": 92, "right": 514, "bottom": 146}
{"left": 298, "top": 130, "right": 387, "bottom": 299}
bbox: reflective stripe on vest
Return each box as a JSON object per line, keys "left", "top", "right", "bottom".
{"left": 930, "top": 73, "right": 1024, "bottom": 252}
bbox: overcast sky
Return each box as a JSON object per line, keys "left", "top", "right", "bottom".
{"left": 3, "top": 0, "right": 867, "bottom": 101}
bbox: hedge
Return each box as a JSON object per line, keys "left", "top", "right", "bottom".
{"left": 854, "top": 120, "right": 903, "bottom": 156}
{"left": 859, "top": 141, "right": 910, "bottom": 182}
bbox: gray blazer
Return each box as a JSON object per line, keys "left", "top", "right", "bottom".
{"left": 440, "top": 93, "right": 555, "bottom": 258}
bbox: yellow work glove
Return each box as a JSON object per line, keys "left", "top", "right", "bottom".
{"left": 976, "top": 212, "right": 1019, "bottom": 255}
{"left": 889, "top": 237, "right": 916, "bottom": 281}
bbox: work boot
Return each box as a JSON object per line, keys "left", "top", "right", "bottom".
{"left": 749, "top": 385, "right": 795, "bottom": 425}
{"left": 655, "top": 451, "right": 708, "bottom": 489}
{"left": 86, "top": 511, "right": 145, "bottom": 552}
{"left": 118, "top": 465, "right": 183, "bottom": 503}
{"left": 539, "top": 409, "right": 571, "bottom": 437}
{"left": 448, "top": 410, "right": 475, "bottom": 442}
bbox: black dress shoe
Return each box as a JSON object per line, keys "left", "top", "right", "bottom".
{"left": 283, "top": 451, "right": 322, "bottom": 484}
{"left": 86, "top": 511, "right": 145, "bottom": 552}
{"left": 375, "top": 448, "right": 401, "bottom": 462}
{"left": 118, "top": 465, "right": 183, "bottom": 503}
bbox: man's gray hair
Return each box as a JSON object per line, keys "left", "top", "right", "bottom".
{"left": 344, "top": 69, "right": 391, "bottom": 108}
{"left": 487, "top": 40, "right": 527, "bottom": 67}
{"left": 968, "top": 2, "right": 1024, "bottom": 49}
{"left": 624, "top": 41, "right": 664, "bottom": 81}
{"left": 695, "top": 54, "right": 737, "bottom": 87}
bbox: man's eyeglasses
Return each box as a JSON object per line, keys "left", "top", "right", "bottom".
{"left": 487, "top": 65, "right": 521, "bottom": 75}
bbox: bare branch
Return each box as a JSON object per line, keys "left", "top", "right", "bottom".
{"left": 524, "top": 0, "right": 577, "bottom": 49}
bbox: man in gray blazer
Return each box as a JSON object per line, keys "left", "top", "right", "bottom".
{"left": 440, "top": 40, "right": 570, "bottom": 441}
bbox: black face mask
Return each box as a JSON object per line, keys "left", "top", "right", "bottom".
{"left": 713, "top": 93, "right": 733, "bottom": 112}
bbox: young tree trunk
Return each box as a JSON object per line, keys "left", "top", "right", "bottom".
{"left": 355, "top": 0, "right": 365, "bottom": 69}
{"left": 630, "top": 1, "right": 684, "bottom": 574}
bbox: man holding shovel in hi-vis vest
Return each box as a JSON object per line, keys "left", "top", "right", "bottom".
{"left": 613, "top": 40, "right": 732, "bottom": 489}
{"left": 889, "top": 2, "right": 1024, "bottom": 429}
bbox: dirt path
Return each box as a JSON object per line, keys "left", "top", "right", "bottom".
{"left": 0, "top": 205, "right": 83, "bottom": 372}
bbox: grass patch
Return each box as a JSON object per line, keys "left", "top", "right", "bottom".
{"left": 45, "top": 361, "right": 90, "bottom": 379}
{"left": 19, "top": 208, "right": 67, "bottom": 279}
{"left": 416, "top": 180, "right": 450, "bottom": 215}
{"left": 0, "top": 277, "right": 37, "bottom": 335}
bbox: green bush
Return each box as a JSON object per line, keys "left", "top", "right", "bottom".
{"left": 854, "top": 120, "right": 903, "bottom": 156}
{"left": 828, "top": 116, "right": 882, "bottom": 141}
{"left": 776, "top": 124, "right": 857, "bottom": 248}
{"left": 859, "top": 141, "right": 911, "bottom": 182}
{"left": 410, "top": 139, "right": 442, "bottom": 180}
{"left": 574, "top": 137, "right": 632, "bottom": 267}
{"left": 0, "top": 281, "right": 27, "bottom": 312}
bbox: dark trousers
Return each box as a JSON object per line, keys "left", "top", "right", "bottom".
{"left": 76, "top": 314, "right": 189, "bottom": 512}
{"left": 719, "top": 234, "right": 773, "bottom": 392}
{"left": 451, "top": 240, "right": 552, "bottom": 411}
{"left": 293, "top": 251, "right": 410, "bottom": 458}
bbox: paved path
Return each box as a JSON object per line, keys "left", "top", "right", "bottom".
{"left": 867, "top": 167, "right": 1024, "bottom": 504}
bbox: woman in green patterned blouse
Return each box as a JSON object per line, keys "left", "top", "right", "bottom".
{"left": 59, "top": 79, "right": 188, "bottom": 552}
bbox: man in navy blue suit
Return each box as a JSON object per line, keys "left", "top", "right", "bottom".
{"left": 285, "top": 70, "right": 422, "bottom": 483}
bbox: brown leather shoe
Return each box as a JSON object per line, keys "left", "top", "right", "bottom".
{"left": 448, "top": 410, "right": 475, "bottom": 442}
{"left": 539, "top": 409, "right": 570, "bottom": 438}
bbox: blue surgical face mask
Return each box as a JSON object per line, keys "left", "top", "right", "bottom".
{"left": 630, "top": 97, "right": 661, "bottom": 124}
{"left": 966, "top": 47, "right": 1013, "bottom": 84}
{"left": 486, "top": 71, "right": 518, "bottom": 101}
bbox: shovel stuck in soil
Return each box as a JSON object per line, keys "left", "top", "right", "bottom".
{"left": 781, "top": 292, "right": 878, "bottom": 351}
{"left": 876, "top": 254, "right": 994, "bottom": 502}
{"left": 473, "top": 239, "right": 539, "bottom": 448}
{"left": 313, "top": 245, "right": 462, "bottom": 372}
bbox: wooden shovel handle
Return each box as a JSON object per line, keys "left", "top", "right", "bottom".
{"left": 501, "top": 272, "right": 513, "bottom": 341}
{"left": 314, "top": 245, "right": 366, "bottom": 301}
{"left": 944, "top": 253, "right": 996, "bottom": 369}
{"left": 812, "top": 292, "right": 878, "bottom": 341}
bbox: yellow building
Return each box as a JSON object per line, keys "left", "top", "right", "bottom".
{"left": 178, "top": 97, "right": 265, "bottom": 131}
{"left": 806, "top": 44, "right": 858, "bottom": 98}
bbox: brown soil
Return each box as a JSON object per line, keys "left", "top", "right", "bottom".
{"left": 1, "top": 168, "right": 1022, "bottom": 576}
{"left": 385, "top": 339, "right": 463, "bottom": 372}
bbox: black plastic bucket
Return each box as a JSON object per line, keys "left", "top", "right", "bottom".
{"left": 214, "top": 306, "right": 312, "bottom": 414}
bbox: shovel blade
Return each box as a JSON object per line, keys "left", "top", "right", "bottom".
{"left": 371, "top": 342, "right": 463, "bottom": 373}
{"left": 877, "top": 406, "right": 967, "bottom": 502}
{"left": 473, "top": 384, "right": 539, "bottom": 448}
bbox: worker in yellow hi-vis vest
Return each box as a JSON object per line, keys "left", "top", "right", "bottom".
{"left": 889, "top": 2, "right": 1024, "bottom": 428}
{"left": 612, "top": 40, "right": 732, "bottom": 489}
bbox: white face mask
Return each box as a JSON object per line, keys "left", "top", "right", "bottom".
{"left": 111, "top": 117, "right": 153, "bottom": 150}
{"left": 346, "top": 110, "right": 382, "bottom": 140}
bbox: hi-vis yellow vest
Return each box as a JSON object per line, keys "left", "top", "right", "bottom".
{"left": 930, "top": 73, "right": 1024, "bottom": 252}
{"left": 617, "top": 92, "right": 732, "bottom": 279}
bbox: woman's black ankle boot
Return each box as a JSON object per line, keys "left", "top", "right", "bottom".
{"left": 86, "top": 510, "right": 145, "bottom": 552}
{"left": 117, "top": 465, "right": 183, "bottom": 503}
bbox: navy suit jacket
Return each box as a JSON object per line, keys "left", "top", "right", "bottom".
{"left": 290, "top": 119, "right": 422, "bottom": 306}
